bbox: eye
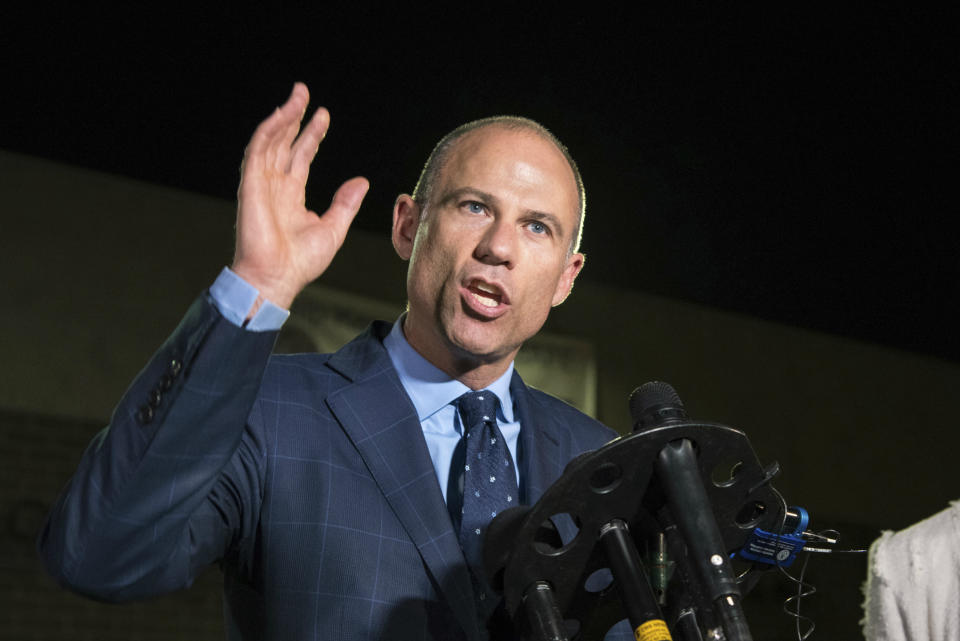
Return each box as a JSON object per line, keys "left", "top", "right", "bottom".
{"left": 463, "top": 201, "right": 486, "bottom": 214}
{"left": 528, "top": 221, "right": 548, "bottom": 235}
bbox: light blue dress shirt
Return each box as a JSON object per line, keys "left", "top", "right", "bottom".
{"left": 208, "top": 266, "right": 522, "bottom": 502}
{"left": 382, "top": 320, "right": 521, "bottom": 500}
{"left": 208, "top": 267, "right": 291, "bottom": 330}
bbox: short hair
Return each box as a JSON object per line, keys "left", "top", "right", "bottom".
{"left": 412, "top": 116, "right": 586, "bottom": 254}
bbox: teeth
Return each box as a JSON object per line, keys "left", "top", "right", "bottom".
{"left": 474, "top": 282, "right": 499, "bottom": 295}
{"left": 473, "top": 293, "right": 498, "bottom": 308}
{"left": 467, "top": 280, "right": 503, "bottom": 308}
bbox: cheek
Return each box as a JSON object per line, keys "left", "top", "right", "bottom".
{"left": 515, "top": 277, "right": 556, "bottom": 320}
{"left": 409, "top": 241, "right": 459, "bottom": 302}
{"left": 522, "top": 267, "right": 571, "bottom": 319}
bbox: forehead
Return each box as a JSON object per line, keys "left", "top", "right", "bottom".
{"left": 437, "top": 126, "right": 580, "bottom": 224}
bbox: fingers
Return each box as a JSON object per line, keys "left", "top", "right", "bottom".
{"left": 288, "top": 106, "right": 330, "bottom": 181}
{"left": 323, "top": 176, "right": 370, "bottom": 244}
{"left": 274, "top": 86, "right": 311, "bottom": 166}
{"left": 244, "top": 83, "right": 311, "bottom": 171}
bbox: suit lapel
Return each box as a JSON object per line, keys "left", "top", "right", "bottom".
{"left": 510, "top": 372, "right": 563, "bottom": 507}
{"left": 512, "top": 372, "right": 586, "bottom": 546}
{"left": 324, "top": 324, "right": 480, "bottom": 640}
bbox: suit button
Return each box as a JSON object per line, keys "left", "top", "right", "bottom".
{"left": 168, "top": 359, "right": 182, "bottom": 377}
{"left": 136, "top": 405, "right": 154, "bottom": 424}
{"left": 148, "top": 388, "right": 162, "bottom": 408}
{"left": 160, "top": 374, "right": 174, "bottom": 391}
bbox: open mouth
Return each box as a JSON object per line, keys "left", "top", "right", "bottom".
{"left": 463, "top": 279, "right": 509, "bottom": 314}
{"left": 467, "top": 281, "right": 502, "bottom": 307}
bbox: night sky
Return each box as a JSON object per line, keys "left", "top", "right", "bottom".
{"left": 4, "top": 6, "right": 956, "bottom": 361}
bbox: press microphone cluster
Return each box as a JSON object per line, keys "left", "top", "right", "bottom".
{"left": 483, "top": 379, "right": 814, "bottom": 641}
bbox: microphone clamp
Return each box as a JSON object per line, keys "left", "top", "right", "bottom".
{"left": 737, "top": 506, "right": 809, "bottom": 567}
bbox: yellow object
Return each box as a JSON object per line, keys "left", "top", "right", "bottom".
{"left": 634, "top": 619, "right": 672, "bottom": 641}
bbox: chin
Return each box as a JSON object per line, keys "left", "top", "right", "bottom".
{"left": 445, "top": 325, "right": 522, "bottom": 366}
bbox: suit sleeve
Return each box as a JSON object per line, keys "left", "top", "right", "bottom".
{"left": 37, "top": 294, "right": 278, "bottom": 602}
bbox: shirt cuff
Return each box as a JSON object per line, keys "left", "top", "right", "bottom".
{"left": 209, "top": 267, "right": 290, "bottom": 331}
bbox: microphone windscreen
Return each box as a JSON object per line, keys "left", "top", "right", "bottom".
{"left": 629, "top": 381, "right": 688, "bottom": 430}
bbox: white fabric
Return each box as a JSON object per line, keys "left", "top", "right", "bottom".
{"left": 863, "top": 500, "right": 960, "bottom": 641}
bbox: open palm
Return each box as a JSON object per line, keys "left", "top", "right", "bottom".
{"left": 232, "top": 83, "right": 369, "bottom": 310}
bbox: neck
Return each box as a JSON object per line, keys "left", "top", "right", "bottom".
{"left": 449, "top": 358, "right": 513, "bottom": 391}
{"left": 401, "top": 319, "right": 516, "bottom": 390}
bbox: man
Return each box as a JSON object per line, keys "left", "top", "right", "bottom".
{"left": 39, "top": 84, "right": 629, "bottom": 640}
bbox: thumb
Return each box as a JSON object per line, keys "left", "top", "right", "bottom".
{"left": 323, "top": 176, "right": 370, "bottom": 242}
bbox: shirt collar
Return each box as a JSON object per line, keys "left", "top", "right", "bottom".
{"left": 383, "top": 316, "right": 515, "bottom": 423}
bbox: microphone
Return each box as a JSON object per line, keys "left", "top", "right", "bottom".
{"left": 629, "top": 381, "right": 688, "bottom": 431}
{"left": 630, "top": 381, "right": 754, "bottom": 641}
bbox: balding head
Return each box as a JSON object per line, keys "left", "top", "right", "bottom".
{"left": 412, "top": 116, "right": 585, "bottom": 254}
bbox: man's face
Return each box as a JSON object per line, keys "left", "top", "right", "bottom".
{"left": 393, "top": 126, "right": 584, "bottom": 380}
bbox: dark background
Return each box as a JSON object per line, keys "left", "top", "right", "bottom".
{"left": 3, "top": 5, "right": 956, "bottom": 363}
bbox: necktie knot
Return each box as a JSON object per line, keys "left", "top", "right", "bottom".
{"left": 458, "top": 390, "right": 499, "bottom": 436}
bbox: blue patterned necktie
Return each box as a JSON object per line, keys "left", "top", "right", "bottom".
{"left": 456, "top": 390, "right": 519, "bottom": 614}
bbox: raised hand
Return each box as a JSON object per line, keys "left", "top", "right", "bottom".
{"left": 231, "top": 83, "right": 369, "bottom": 311}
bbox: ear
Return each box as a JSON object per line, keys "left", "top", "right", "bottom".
{"left": 551, "top": 252, "right": 585, "bottom": 306}
{"left": 392, "top": 194, "right": 421, "bottom": 260}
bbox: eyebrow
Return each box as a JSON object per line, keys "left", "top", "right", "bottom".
{"left": 438, "top": 186, "right": 567, "bottom": 238}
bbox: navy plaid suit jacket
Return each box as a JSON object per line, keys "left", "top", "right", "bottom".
{"left": 40, "top": 294, "right": 629, "bottom": 640}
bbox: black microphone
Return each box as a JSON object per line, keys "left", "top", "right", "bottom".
{"left": 629, "top": 381, "right": 688, "bottom": 431}
{"left": 630, "top": 381, "right": 754, "bottom": 641}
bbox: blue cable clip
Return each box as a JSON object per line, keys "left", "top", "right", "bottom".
{"left": 737, "top": 506, "right": 809, "bottom": 567}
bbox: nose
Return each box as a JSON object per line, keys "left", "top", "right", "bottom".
{"left": 474, "top": 217, "right": 517, "bottom": 268}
